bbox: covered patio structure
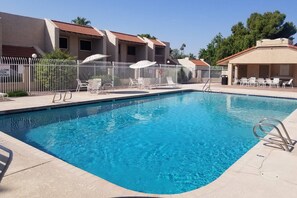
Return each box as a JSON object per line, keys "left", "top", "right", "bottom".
{"left": 217, "top": 38, "right": 297, "bottom": 86}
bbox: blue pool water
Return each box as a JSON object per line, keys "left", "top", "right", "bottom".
{"left": 1, "top": 92, "right": 297, "bottom": 194}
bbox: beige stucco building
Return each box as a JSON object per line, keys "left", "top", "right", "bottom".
{"left": 142, "top": 37, "right": 170, "bottom": 64}
{"left": 218, "top": 38, "right": 297, "bottom": 86}
{"left": 0, "top": 12, "right": 107, "bottom": 60}
{"left": 105, "top": 30, "right": 148, "bottom": 63}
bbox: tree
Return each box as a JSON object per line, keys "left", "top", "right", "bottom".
{"left": 71, "top": 17, "right": 91, "bottom": 26}
{"left": 199, "top": 11, "right": 297, "bottom": 65}
{"left": 35, "top": 49, "right": 77, "bottom": 91}
{"left": 138, "top": 34, "right": 157, "bottom": 39}
{"left": 170, "top": 48, "right": 187, "bottom": 59}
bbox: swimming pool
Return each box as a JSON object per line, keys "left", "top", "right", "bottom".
{"left": 1, "top": 92, "right": 297, "bottom": 194}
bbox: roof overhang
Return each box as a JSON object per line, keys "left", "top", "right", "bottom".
{"left": 217, "top": 45, "right": 297, "bottom": 65}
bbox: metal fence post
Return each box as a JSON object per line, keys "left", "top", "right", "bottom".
{"left": 112, "top": 61, "right": 115, "bottom": 87}
{"left": 76, "top": 60, "right": 80, "bottom": 80}
{"left": 28, "top": 58, "right": 31, "bottom": 94}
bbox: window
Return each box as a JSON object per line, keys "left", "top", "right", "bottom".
{"left": 127, "top": 46, "right": 136, "bottom": 55}
{"left": 80, "top": 40, "right": 92, "bottom": 51}
{"left": 59, "top": 37, "right": 68, "bottom": 49}
{"left": 155, "top": 47, "right": 163, "bottom": 55}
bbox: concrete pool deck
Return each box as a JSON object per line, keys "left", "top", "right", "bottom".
{"left": 1, "top": 84, "right": 297, "bottom": 197}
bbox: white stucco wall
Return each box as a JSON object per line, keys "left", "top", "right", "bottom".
{"left": 44, "top": 19, "right": 58, "bottom": 52}
{"left": 105, "top": 30, "right": 118, "bottom": 62}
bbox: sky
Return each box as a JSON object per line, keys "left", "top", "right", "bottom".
{"left": 1, "top": 0, "right": 297, "bottom": 56}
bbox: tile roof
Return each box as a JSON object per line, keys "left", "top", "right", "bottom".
{"left": 2, "top": 45, "right": 38, "bottom": 58}
{"left": 190, "top": 59, "right": 209, "bottom": 66}
{"left": 149, "top": 39, "right": 166, "bottom": 47}
{"left": 111, "top": 31, "right": 146, "bottom": 44}
{"left": 52, "top": 20, "right": 102, "bottom": 37}
{"left": 217, "top": 47, "right": 256, "bottom": 65}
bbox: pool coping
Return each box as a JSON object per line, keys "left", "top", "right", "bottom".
{"left": 1, "top": 85, "right": 297, "bottom": 197}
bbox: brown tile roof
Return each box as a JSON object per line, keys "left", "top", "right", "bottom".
{"left": 288, "top": 45, "right": 297, "bottom": 51}
{"left": 190, "top": 59, "right": 209, "bottom": 66}
{"left": 111, "top": 31, "right": 146, "bottom": 44}
{"left": 52, "top": 20, "right": 102, "bottom": 37}
{"left": 217, "top": 47, "right": 256, "bottom": 65}
{"left": 2, "top": 45, "right": 38, "bottom": 58}
{"left": 149, "top": 39, "right": 166, "bottom": 47}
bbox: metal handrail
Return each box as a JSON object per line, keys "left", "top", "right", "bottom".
{"left": 253, "top": 118, "right": 294, "bottom": 152}
{"left": 52, "top": 92, "right": 62, "bottom": 103}
{"left": 63, "top": 91, "right": 72, "bottom": 102}
{"left": 259, "top": 118, "right": 293, "bottom": 145}
{"left": 202, "top": 79, "right": 211, "bottom": 92}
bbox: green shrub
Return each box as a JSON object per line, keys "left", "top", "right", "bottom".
{"left": 7, "top": 90, "right": 28, "bottom": 97}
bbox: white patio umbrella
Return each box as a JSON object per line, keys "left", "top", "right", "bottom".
{"left": 81, "top": 54, "right": 110, "bottom": 64}
{"left": 129, "top": 60, "right": 157, "bottom": 79}
{"left": 129, "top": 60, "right": 156, "bottom": 69}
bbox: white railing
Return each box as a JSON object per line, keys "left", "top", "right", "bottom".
{"left": 0, "top": 56, "right": 225, "bottom": 95}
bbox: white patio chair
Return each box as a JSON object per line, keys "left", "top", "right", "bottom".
{"left": 248, "top": 77, "right": 257, "bottom": 86}
{"left": 87, "top": 79, "right": 102, "bottom": 94}
{"left": 233, "top": 78, "right": 239, "bottom": 85}
{"left": 137, "top": 78, "right": 145, "bottom": 89}
{"left": 265, "top": 78, "right": 272, "bottom": 87}
{"left": 282, "top": 79, "right": 293, "bottom": 88}
{"left": 166, "top": 76, "right": 177, "bottom": 87}
{"left": 239, "top": 77, "right": 248, "bottom": 86}
{"left": 0, "top": 92, "right": 8, "bottom": 100}
{"left": 76, "top": 79, "right": 88, "bottom": 92}
{"left": 129, "top": 78, "right": 139, "bottom": 88}
{"left": 270, "top": 78, "right": 280, "bottom": 88}
{"left": 257, "top": 78, "right": 266, "bottom": 87}
{"left": 0, "top": 144, "right": 13, "bottom": 183}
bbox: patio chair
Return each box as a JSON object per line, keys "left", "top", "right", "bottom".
{"left": 87, "top": 79, "right": 102, "bottom": 94}
{"left": 129, "top": 78, "right": 139, "bottom": 88}
{"left": 248, "top": 77, "right": 257, "bottom": 86}
{"left": 233, "top": 78, "right": 239, "bottom": 85}
{"left": 257, "top": 78, "right": 266, "bottom": 87}
{"left": 239, "top": 77, "right": 248, "bottom": 86}
{"left": 76, "top": 79, "right": 88, "bottom": 92}
{"left": 265, "top": 78, "right": 272, "bottom": 87}
{"left": 270, "top": 78, "right": 280, "bottom": 88}
{"left": 166, "top": 77, "right": 177, "bottom": 87}
{"left": 282, "top": 79, "right": 293, "bottom": 88}
{"left": 0, "top": 92, "right": 8, "bottom": 100}
{"left": 0, "top": 144, "right": 13, "bottom": 183}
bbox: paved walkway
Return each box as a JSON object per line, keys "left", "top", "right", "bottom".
{"left": 1, "top": 84, "right": 297, "bottom": 197}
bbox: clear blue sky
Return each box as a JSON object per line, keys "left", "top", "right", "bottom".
{"left": 1, "top": 0, "right": 297, "bottom": 56}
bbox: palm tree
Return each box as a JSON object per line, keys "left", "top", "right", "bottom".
{"left": 71, "top": 17, "right": 91, "bottom": 26}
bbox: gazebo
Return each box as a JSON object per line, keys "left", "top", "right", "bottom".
{"left": 217, "top": 38, "right": 297, "bottom": 86}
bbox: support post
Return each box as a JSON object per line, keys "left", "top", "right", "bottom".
{"left": 227, "top": 63, "right": 233, "bottom": 85}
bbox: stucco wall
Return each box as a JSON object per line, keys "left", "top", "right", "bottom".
{"left": 142, "top": 37, "right": 155, "bottom": 61}
{"left": 0, "top": 12, "right": 46, "bottom": 50}
{"left": 230, "top": 47, "right": 297, "bottom": 64}
{"left": 105, "top": 30, "right": 118, "bottom": 62}
{"left": 44, "top": 19, "right": 58, "bottom": 52}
